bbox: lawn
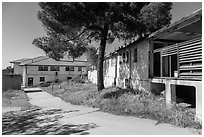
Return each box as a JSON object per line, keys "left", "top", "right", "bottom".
{"left": 43, "top": 80, "right": 202, "bottom": 131}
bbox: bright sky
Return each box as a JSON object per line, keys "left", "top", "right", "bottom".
{"left": 1, "top": 2, "right": 202, "bottom": 69}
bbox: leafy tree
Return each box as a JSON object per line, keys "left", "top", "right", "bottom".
{"left": 86, "top": 46, "right": 98, "bottom": 68}
{"left": 33, "top": 2, "right": 172, "bottom": 91}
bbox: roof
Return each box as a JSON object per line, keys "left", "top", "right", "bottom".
{"left": 10, "top": 56, "right": 90, "bottom": 66}
{"left": 26, "top": 58, "right": 89, "bottom": 66}
{"left": 106, "top": 8, "right": 202, "bottom": 58}
{"left": 149, "top": 8, "right": 202, "bottom": 41}
{"left": 10, "top": 58, "right": 31, "bottom": 63}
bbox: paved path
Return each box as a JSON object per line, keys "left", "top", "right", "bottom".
{"left": 26, "top": 91, "right": 198, "bottom": 135}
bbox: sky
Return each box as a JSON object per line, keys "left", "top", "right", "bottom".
{"left": 1, "top": 2, "right": 202, "bottom": 69}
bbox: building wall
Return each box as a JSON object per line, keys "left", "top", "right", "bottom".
{"left": 13, "top": 63, "right": 23, "bottom": 74}
{"left": 130, "top": 41, "right": 150, "bottom": 91}
{"left": 114, "top": 40, "right": 150, "bottom": 91}
{"left": 104, "top": 56, "right": 117, "bottom": 87}
{"left": 2, "top": 75, "right": 22, "bottom": 91}
{"left": 88, "top": 70, "right": 97, "bottom": 84}
{"left": 23, "top": 65, "right": 88, "bottom": 86}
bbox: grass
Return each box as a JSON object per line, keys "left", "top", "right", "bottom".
{"left": 43, "top": 81, "right": 202, "bottom": 130}
{"left": 2, "top": 89, "right": 33, "bottom": 110}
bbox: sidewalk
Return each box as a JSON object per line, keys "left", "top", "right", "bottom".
{"left": 26, "top": 91, "right": 198, "bottom": 135}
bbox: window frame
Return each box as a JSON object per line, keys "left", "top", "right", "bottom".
{"left": 78, "top": 66, "right": 82, "bottom": 71}
{"left": 66, "top": 66, "right": 74, "bottom": 71}
{"left": 65, "top": 66, "right": 70, "bottom": 71}
{"left": 38, "top": 66, "right": 48, "bottom": 71}
{"left": 40, "top": 77, "right": 45, "bottom": 82}
{"left": 50, "top": 66, "right": 60, "bottom": 71}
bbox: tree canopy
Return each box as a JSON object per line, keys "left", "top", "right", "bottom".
{"left": 33, "top": 2, "right": 172, "bottom": 90}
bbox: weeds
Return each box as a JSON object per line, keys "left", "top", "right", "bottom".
{"left": 44, "top": 82, "right": 202, "bottom": 130}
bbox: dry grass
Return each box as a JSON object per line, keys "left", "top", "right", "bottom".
{"left": 44, "top": 81, "right": 202, "bottom": 130}
{"left": 2, "top": 90, "right": 32, "bottom": 110}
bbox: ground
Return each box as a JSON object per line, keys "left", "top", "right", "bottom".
{"left": 2, "top": 87, "right": 201, "bottom": 135}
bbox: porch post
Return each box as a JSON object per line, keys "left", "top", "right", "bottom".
{"left": 195, "top": 86, "right": 202, "bottom": 122}
{"left": 165, "top": 80, "right": 176, "bottom": 108}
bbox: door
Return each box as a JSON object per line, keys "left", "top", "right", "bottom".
{"left": 28, "top": 77, "right": 33, "bottom": 86}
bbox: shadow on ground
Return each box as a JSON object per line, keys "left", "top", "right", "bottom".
{"left": 2, "top": 108, "right": 98, "bottom": 135}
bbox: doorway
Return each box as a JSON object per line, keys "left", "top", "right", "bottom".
{"left": 28, "top": 77, "right": 33, "bottom": 86}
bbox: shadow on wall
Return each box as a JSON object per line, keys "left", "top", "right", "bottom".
{"left": 2, "top": 108, "right": 98, "bottom": 135}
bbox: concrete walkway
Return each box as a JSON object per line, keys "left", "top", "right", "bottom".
{"left": 26, "top": 91, "right": 198, "bottom": 135}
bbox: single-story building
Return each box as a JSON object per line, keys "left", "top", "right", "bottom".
{"left": 103, "top": 9, "right": 202, "bottom": 121}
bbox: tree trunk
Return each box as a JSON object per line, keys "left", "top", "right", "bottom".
{"left": 97, "top": 24, "right": 109, "bottom": 91}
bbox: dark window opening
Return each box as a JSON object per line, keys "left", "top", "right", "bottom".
{"left": 38, "top": 66, "right": 48, "bottom": 71}
{"left": 65, "top": 66, "right": 69, "bottom": 71}
{"left": 162, "top": 56, "right": 170, "bottom": 77}
{"left": 153, "top": 52, "right": 161, "bottom": 77}
{"left": 161, "top": 54, "right": 178, "bottom": 77}
{"left": 122, "top": 52, "right": 126, "bottom": 62}
{"left": 151, "top": 83, "right": 165, "bottom": 95}
{"left": 134, "top": 48, "right": 137, "bottom": 62}
{"left": 50, "top": 66, "right": 60, "bottom": 71}
{"left": 66, "top": 66, "right": 74, "bottom": 71}
{"left": 175, "top": 85, "right": 196, "bottom": 108}
{"left": 170, "top": 54, "right": 178, "bottom": 77}
{"left": 67, "top": 77, "right": 72, "bottom": 80}
{"left": 40, "top": 77, "right": 45, "bottom": 82}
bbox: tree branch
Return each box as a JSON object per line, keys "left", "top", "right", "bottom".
{"left": 65, "top": 28, "right": 87, "bottom": 42}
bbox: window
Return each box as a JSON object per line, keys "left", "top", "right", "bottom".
{"left": 50, "top": 66, "right": 60, "bottom": 71}
{"left": 40, "top": 77, "right": 45, "bottom": 82}
{"left": 122, "top": 51, "right": 129, "bottom": 63}
{"left": 65, "top": 66, "right": 69, "bottom": 71}
{"left": 122, "top": 52, "right": 126, "bottom": 62}
{"left": 65, "top": 66, "right": 74, "bottom": 71}
{"left": 78, "top": 66, "right": 82, "bottom": 71}
{"left": 38, "top": 66, "right": 48, "bottom": 71}
{"left": 70, "top": 66, "right": 74, "bottom": 71}
{"left": 134, "top": 48, "right": 137, "bottom": 62}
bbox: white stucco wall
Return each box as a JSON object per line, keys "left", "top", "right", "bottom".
{"left": 104, "top": 57, "right": 117, "bottom": 87}
{"left": 104, "top": 40, "right": 151, "bottom": 91}
{"left": 88, "top": 70, "right": 97, "bottom": 84}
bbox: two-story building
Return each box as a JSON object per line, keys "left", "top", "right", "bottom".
{"left": 10, "top": 56, "right": 90, "bottom": 87}
{"left": 103, "top": 9, "right": 202, "bottom": 122}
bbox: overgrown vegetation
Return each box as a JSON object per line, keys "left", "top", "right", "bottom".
{"left": 2, "top": 90, "right": 32, "bottom": 110}
{"left": 44, "top": 81, "right": 202, "bottom": 130}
